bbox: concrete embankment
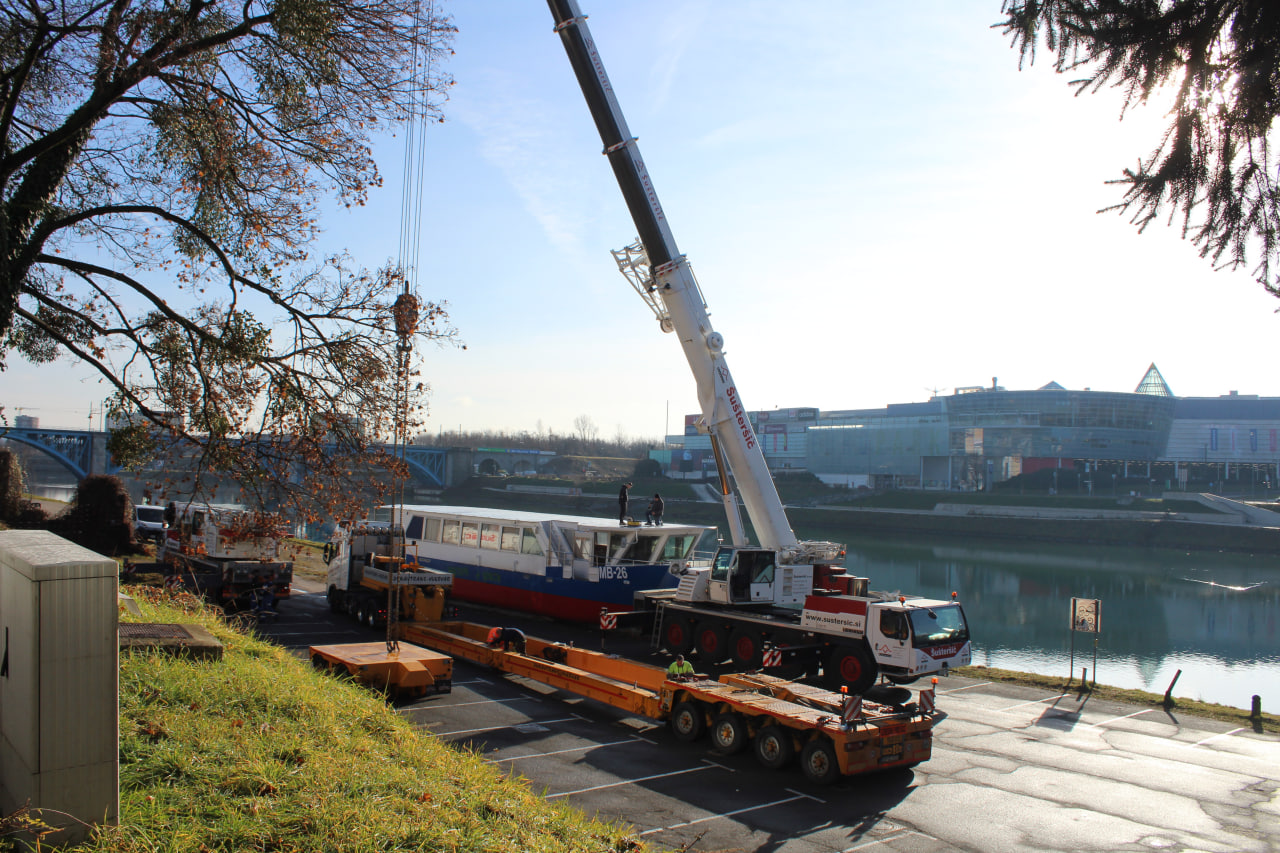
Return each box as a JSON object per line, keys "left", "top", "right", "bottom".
{"left": 791, "top": 497, "right": 1280, "bottom": 554}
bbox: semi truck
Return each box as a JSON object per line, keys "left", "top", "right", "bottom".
{"left": 547, "top": 0, "right": 971, "bottom": 694}
{"left": 156, "top": 502, "right": 293, "bottom": 607}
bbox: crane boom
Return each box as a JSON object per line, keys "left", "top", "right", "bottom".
{"left": 547, "top": 0, "right": 800, "bottom": 554}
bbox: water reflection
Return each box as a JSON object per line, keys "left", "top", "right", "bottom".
{"left": 835, "top": 533, "right": 1278, "bottom": 709}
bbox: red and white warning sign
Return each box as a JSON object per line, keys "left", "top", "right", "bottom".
{"left": 599, "top": 609, "right": 617, "bottom": 630}
{"left": 918, "top": 689, "right": 936, "bottom": 714}
{"left": 842, "top": 695, "right": 863, "bottom": 726}
{"left": 763, "top": 646, "right": 782, "bottom": 668}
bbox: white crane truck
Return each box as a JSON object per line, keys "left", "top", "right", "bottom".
{"left": 547, "top": 0, "right": 971, "bottom": 694}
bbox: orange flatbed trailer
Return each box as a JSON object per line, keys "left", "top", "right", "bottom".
{"left": 399, "top": 620, "right": 941, "bottom": 784}
{"left": 308, "top": 641, "right": 452, "bottom": 699}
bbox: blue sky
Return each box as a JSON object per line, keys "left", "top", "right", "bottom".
{"left": 10, "top": 2, "right": 1278, "bottom": 438}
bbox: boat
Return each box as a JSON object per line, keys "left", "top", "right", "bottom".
{"left": 383, "top": 505, "right": 717, "bottom": 622}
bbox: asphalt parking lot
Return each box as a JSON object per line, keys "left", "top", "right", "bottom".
{"left": 267, "top": 586, "right": 1280, "bottom": 853}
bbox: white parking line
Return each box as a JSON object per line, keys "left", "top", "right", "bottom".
{"left": 488, "top": 737, "right": 640, "bottom": 763}
{"left": 1086, "top": 708, "right": 1154, "bottom": 728}
{"left": 434, "top": 715, "right": 579, "bottom": 736}
{"left": 939, "top": 681, "right": 991, "bottom": 693}
{"left": 444, "top": 696, "right": 541, "bottom": 709}
{"left": 840, "top": 829, "right": 934, "bottom": 851}
{"left": 1190, "top": 727, "right": 1246, "bottom": 747}
{"left": 546, "top": 761, "right": 719, "bottom": 798}
{"left": 996, "top": 692, "right": 1069, "bottom": 712}
{"left": 640, "top": 789, "right": 823, "bottom": 835}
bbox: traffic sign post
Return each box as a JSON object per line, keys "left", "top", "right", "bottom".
{"left": 1069, "top": 597, "right": 1101, "bottom": 686}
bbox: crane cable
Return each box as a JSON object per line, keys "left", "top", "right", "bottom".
{"left": 387, "top": 0, "right": 436, "bottom": 655}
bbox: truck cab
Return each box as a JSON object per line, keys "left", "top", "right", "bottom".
{"left": 866, "top": 597, "right": 972, "bottom": 681}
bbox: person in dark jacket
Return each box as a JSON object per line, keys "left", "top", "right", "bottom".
{"left": 488, "top": 626, "right": 526, "bottom": 654}
{"left": 646, "top": 493, "right": 664, "bottom": 526}
{"left": 618, "top": 482, "right": 632, "bottom": 525}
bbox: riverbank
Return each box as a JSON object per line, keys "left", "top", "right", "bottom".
{"left": 442, "top": 477, "right": 1280, "bottom": 555}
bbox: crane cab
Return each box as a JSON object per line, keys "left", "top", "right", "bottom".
{"left": 703, "top": 547, "right": 811, "bottom": 606}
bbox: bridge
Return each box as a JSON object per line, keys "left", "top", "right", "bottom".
{"left": 0, "top": 426, "right": 453, "bottom": 489}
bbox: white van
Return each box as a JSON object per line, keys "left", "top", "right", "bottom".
{"left": 134, "top": 504, "right": 168, "bottom": 543}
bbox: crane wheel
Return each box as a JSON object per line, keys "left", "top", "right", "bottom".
{"left": 728, "top": 628, "right": 764, "bottom": 668}
{"left": 664, "top": 619, "right": 695, "bottom": 655}
{"left": 693, "top": 621, "right": 728, "bottom": 662}
{"left": 800, "top": 737, "right": 840, "bottom": 784}
{"left": 754, "top": 725, "right": 794, "bottom": 769}
{"left": 669, "top": 700, "right": 705, "bottom": 742}
{"left": 825, "top": 644, "right": 877, "bottom": 695}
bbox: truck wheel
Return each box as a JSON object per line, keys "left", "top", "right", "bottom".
{"left": 710, "top": 712, "right": 749, "bottom": 754}
{"left": 825, "top": 644, "right": 877, "bottom": 695}
{"left": 693, "top": 621, "right": 728, "bottom": 662}
{"left": 664, "top": 619, "right": 694, "bottom": 655}
{"left": 800, "top": 738, "right": 841, "bottom": 785}
{"left": 729, "top": 628, "right": 764, "bottom": 668}
{"left": 886, "top": 674, "right": 920, "bottom": 686}
{"left": 754, "top": 726, "right": 794, "bottom": 769}
{"left": 326, "top": 586, "right": 342, "bottom": 613}
{"left": 669, "top": 700, "right": 705, "bottom": 742}
{"left": 354, "top": 601, "right": 369, "bottom": 626}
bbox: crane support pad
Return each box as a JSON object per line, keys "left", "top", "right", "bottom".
{"left": 309, "top": 642, "right": 452, "bottom": 698}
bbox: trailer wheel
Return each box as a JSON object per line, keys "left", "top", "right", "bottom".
{"left": 664, "top": 619, "right": 695, "bottom": 655}
{"left": 825, "top": 644, "right": 877, "bottom": 695}
{"left": 693, "top": 621, "right": 729, "bottom": 662}
{"left": 310, "top": 653, "right": 328, "bottom": 671}
{"left": 754, "top": 726, "right": 794, "bottom": 769}
{"left": 728, "top": 628, "right": 764, "bottom": 668}
{"left": 800, "top": 738, "right": 841, "bottom": 785}
{"left": 669, "top": 700, "right": 705, "bottom": 742}
{"left": 710, "top": 712, "right": 749, "bottom": 754}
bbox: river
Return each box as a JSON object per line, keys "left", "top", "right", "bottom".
{"left": 828, "top": 531, "right": 1278, "bottom": 710}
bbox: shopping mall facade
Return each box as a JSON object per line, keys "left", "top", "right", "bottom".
{"left": 655, "top": 366, "right": 1280, "bottom": 492}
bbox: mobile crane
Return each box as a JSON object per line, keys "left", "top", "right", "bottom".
{"left": 547, "top": 0, "right": 971, "bottom": 693}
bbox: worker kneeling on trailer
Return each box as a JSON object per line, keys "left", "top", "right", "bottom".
{"left": 667, "top": 654, "right": 695, "bottom": 680}
{"left": 487, "top": 626, "right": 527, "bottom": 654}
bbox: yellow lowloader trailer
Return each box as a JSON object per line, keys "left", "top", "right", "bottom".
{"left": 400, "top": 620, "right": 942, "bottom": 785}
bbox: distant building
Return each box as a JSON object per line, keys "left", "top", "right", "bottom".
{"left": 660, "top": 365, "right": 1280, "bottom": 492}
{"left": 14, "top": 415, "right": 38, "bottom": 429}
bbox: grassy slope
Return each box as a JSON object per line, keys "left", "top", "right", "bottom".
{"left": 21, "top": 587, "right": 642, "bottom": 853}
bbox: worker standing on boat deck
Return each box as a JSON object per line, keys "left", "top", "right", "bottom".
{"left": 646, "top": 493, "right": 664, "bottom": 526}
{"left": 618, "top": 482, "right": 633, "bottom": 525}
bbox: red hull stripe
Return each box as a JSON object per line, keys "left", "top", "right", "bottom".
{"left": 451, "top": 578, "right": 634, "bottom": 623}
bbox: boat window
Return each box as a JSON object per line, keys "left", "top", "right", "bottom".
{"left": 521, "top": 528, "right": 543, "bottom": 555}
{"left": 405, "top": 515, "right": 424, "bottom": 540}
{"left": 573, "top": 534, "right": 592, "bottom": 560}
{"left": 480, "top": 523, "right": 500, "bottom": 550}
{"left": 424, "top": 517, "right": 441, "bottom": 542}
{"left": 442, "top": 519, "right": 461, "bottom": 545}
{"left": 461, "top": 523, "right": 480, "bottom": 548}
{"left": 191, "top": 511, "right": 205, "bottom": 536}
{"left": 661, "top": 534, "right": 696, "bottom": 561}
{"left": 500, "top": 526, "right": 521, "bottom": 551}
{"left": 621, "top": 534, "right": 657, "bottom": 563}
